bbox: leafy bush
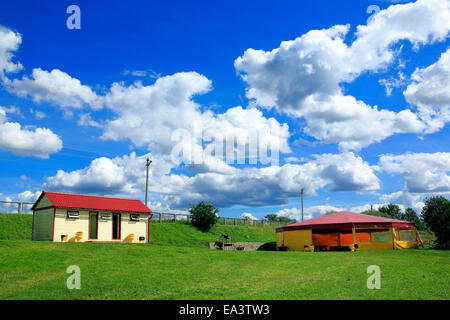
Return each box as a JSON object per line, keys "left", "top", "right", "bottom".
{"left": 421, "top": 196, "right": 450, "bottom": 249}
{"left": 189, "top": 201, "right": 219, "bottom": 232}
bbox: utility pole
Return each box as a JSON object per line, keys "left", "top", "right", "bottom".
{"left": 145, "top": 158, "right": 152, "bottom": 207}
{"left": 301, "top": 188, "right": 304, "bottom": 222}
{"left": 370, "top": 204, "right": 373, "bottom": 214}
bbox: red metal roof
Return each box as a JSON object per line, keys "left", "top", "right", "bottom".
{"left": 32, "top": 191, "right": 152, "bottom": 214}
{"left": 278, "top": 211, "right": 414, "bottom": 232}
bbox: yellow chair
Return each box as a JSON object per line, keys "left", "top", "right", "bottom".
{"left": 75, "top": 232, "right": 83, "bottom": 242}
{"left": 125, "top": 234, "right": 135, "bottom": 243}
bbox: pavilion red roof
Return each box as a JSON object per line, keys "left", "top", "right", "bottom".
{"left": 277, "top": 211, "right": 414, "bottom": 232}
{"left": 31, "top": 191, "right": 152, "bottom": 214}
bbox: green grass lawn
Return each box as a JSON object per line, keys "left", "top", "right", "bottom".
{"left": 0, "top": 213, "right": 448, "bottom": 300}
{"left": 0, "top": 240, "right": 449, "bottom": 300}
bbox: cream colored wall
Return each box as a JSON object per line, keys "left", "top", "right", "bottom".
{"left": 97, "top": 213, "right": 113, "bottom": 241}
{"left": 53, "top": 209, "right": 148, "bottom": 243}
{"left": 53, "top": 209, "right": 89, "bottom": 242}
{"left": 120, "top": 213, "right": 148, "bottom": 243}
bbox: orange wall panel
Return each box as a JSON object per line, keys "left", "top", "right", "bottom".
{"left": 312, "top": 233, "right": 338, "bottom": 247}
{"left": 355, "top": 232, "right": 371, "bottom": 242}
{"left": 339, "top": 232, "right": 353, "bottom": 246}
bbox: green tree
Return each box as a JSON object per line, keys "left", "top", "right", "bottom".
{"left": 402, "top": 207, "right": 425, "bottom": 230}
{"left": 264, "top": 214, "right": 278, "bottom": 222}
{"left": 264, "top": 214, "right": 296, "bottom": 224}
{"left": 189, "top": 201, "right": 219, "bottom": 232}
{"left": 379, "top": 204, "right": 402, "bottom": 219}
{"left": 277, "top": 216, "right": 297, "bottom": 224}
{"left": 325, "top": 210, "right": 337, "bottom": 215}
{"left": 361, "top": 209, "right": 391, "bottom": 218}
{"left": 421, "top": 196, "right": 450, "bottom": 249}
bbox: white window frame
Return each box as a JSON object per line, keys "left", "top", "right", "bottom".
{"left": 130, "top": 214, "right": 140, "bottom": 222}
{"left": 67, "top": 211, "right": 79, "bottom": 219}
{"left": 101, "top": 213, "right": 112, "bottom": 220}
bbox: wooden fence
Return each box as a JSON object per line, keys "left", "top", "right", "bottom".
{"left": 149, "top": 212, "right": 284, "bottom": 226}
{"left": 0, "top": 201, "right": 34, "bottom": 213}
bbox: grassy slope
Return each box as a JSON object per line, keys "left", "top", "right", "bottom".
{"left": 0, "top": 213, "right": 276, "bottom": 246}
{"left": 0, "top": 213, "right": 33, "bottom": 240}
{"left": 0, "top": 240, "right": 448, "bottom": 300}
{"left": 149, "top": 222, "right": 276, "bottom": 247}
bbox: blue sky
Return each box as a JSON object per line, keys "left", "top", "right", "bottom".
{"left": 0, "top": 0, "right": 449, "bottom": 219}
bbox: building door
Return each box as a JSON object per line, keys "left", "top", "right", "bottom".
{"left": 112, "top": 213, "right": 121, "bottom": 240}
{"left": 89, "top": 212, "right": 98, "bottom": 240}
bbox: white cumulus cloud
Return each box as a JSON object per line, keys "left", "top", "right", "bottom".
{"left": 0, "top": 26, "right": 22, "bottom": 78}
{"left": 0, "top": 109, "right": 62, "bottom": 158}
{"left": 275, "top": 205, "right": 346, "bottom": 221}
{"left": 240, "top": 212, "right": 258, "bottom": 220}
{"left": 9, "top": 68, "right": 103, "bottom": 109}
{"left": 43, "top": 151, "right": 379, "bottom": 209}
{"left": 234, "top": 0, "right": 450, "bottom": 150}
{"left": 379, "top": 152, "right": 450, "bottom": 193}
{"left": 101, "top": 72, "right": 291, "bottom": 163}
{"left": 404, "top": 47, "right": 450, "bottom": 133}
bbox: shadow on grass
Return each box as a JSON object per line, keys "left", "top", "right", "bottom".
{"left": 257, "top": 242, "right": 277, "bottom": 251}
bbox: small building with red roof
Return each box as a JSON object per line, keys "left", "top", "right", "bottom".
{"left": 31, "top": 191, "right": 152, "bottom": 243}
{"left": 276, "top": 211, "right": 421, "bottom": 251}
